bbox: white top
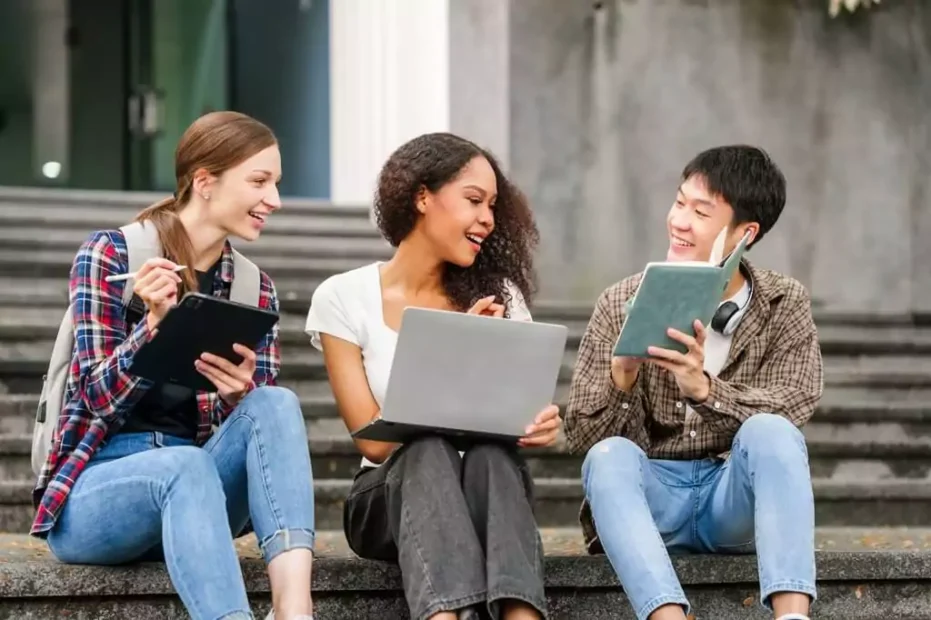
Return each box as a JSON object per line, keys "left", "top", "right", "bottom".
{"left": 305, "top": 262, "right": 532, "bottom": 468}
{"left": 685, "top": 280, "right": 751, "bottom": 418}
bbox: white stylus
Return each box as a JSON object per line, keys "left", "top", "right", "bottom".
{"left": 104, "top": 264, "right": 187, "bottom": 283}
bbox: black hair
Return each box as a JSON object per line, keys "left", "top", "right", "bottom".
{"left": 681, "top": 145, "right": 786, "bottom": 247}
{"left": 372, "top": 132, "right": 538, "bottom": 313}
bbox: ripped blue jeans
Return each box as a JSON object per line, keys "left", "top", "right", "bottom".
{"left": 583, "top": 413, "right": 817, "bottom": 620}
{"left": 47, "top": 386, "right": 316, "bottom": 620}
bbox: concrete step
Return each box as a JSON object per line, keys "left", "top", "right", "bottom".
{"left": 2, "top": 527, "right": 929, "bottom": 619}
{"left": 0, "top": 188, "right": 380, "bottom": 236}
{"left": 9, "top": 421, "right": 931, "bottom": 482}
{"left": 0, "top": 207, "right": 380, "bottom": 239}
{"left": 0, "top": 275, "right": 341, "bottom": 309}
{"left": 3, "top": 342, "right": 931, "bottom": 393}
{"left": 5, "top": 477, "right": 931, "bottom": 534}
{"left": 2, "top": 387, "right": 931, "bottom": 432}
{"left": 9, "top": 305, "right": 931, "bottom": 358}
{"left": 0, "top": 226, "right": 393, "bottom": 260}
{"left": 0, "top": 249, "right": 378, "bottom": 280}
{"left": 0, "top": 344, "right": 579, "bottom": 392}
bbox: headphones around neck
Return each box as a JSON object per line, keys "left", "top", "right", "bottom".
{"left": 710, "top": 277, "right": 753, "bottom": 336}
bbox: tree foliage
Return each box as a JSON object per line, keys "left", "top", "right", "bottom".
{"left": 829, "top": 0, "right": 883, "bottom": 17}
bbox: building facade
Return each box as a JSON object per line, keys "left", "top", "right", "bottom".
{"left": 0, "top": 0, "right": 501, "bottom": 205}
{"left": 2, "top": 0, "right": 929, "bottom": 312}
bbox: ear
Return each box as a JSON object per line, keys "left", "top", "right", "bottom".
{"left": 415, "top": 186, "right": 429, "bottom": 215}
{"left": 742, "top": 223, "right": 760, "bottom": 245}
{"left": 191, "top": 168, "right": 217, "bottom": 200}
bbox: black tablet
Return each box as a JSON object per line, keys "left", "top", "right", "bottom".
{"left": 129, "top": 292, "right": 279, "bottom": 392}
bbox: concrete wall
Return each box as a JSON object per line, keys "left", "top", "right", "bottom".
{"left": 505, "top": 0, "right": 931, "bottom": 314}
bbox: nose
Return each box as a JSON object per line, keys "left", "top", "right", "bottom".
{"left": 264, "top": 184, "right": 281, "bottom": 210}
{"left": 477, "top": 204, "right": 494, "bottom": 230}
{"left": 669, "top": 208, "right": 692, "bottom": 232}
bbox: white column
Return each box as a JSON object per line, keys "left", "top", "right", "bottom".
{"left": 32, "top": 0, "right": 70, "bottom": 183}
{"left": 329, "top": 0, "right": 450, "bottom": 205}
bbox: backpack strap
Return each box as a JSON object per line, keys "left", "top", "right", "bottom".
{"left": 119, "top": 222, "right": 261, "bottom": 308}
{"left": 229, "top": 249, "right": 261, "bottom": 306}
{"left": 119, "top": 221, "right": 161, "bottom": 307}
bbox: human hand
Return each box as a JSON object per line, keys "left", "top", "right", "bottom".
{"left": 518, "top": 404, "right": 561, "bottom": 448}
{"left": 132, "top": 258, "right": 182, "bottom": 330}
{"left": 467, "top": 295, "right": 505, "bottom": 318}
{"left": 194, "top": 343, "right": 257, "bottom": 403}
{"left": 647, "top": 319, "right": 711, "bottom": 402}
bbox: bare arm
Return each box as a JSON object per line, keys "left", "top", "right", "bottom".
{"left": 319, "top": 333, "right": 398, "bottom": 464}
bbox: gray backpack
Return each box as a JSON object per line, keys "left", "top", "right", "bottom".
{"left": 31, "top": 221, "right": 261, "bottom": 476}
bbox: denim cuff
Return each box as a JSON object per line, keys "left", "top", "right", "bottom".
{"left": 760, "top": 580, "right": 817, "bottom": 611}
{"left": 218, "top": 612, "right": 254, "bottom": 620}
{"left": 638, "top": 593, "right": 690, "bottom": 620}
{"left": 259, "top": 527, "right": 316, "bottom": 564}
{"left": 486, "top": 590, "right": 549, "bottom": 620}
{"left": 416, "top": 592, "right": 487, "bottom": 620}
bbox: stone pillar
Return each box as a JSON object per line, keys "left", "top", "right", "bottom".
{"left": 448, "top": 0, "right": 511, "bottom": 169}
{"left": 328, "top": 0, "right": 450, "bottom": 205}
{"left": 32, "top": 0, "right": 70, "bottom": 184}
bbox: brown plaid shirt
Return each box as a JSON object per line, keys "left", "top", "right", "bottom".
{"left": 564, "top": 259, "right": 823, "bottom": 554}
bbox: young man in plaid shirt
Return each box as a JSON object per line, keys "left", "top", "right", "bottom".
{"left": 564, "top": 146, "right": 822, "bottom": 620}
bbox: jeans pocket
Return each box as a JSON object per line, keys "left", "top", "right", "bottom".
{"left": 344, "top": 480, "right": 396, "bottom": 562}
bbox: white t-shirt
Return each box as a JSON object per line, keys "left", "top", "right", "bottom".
{"left": 685, "top": 280, "right": 750, "bottom": 417}
{"left": 304, "top": 262, "right": 532, "bottom": 468}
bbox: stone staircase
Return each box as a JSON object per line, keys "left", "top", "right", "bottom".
{"left": 0, "top": 186, "right": 930, "bottom": 618}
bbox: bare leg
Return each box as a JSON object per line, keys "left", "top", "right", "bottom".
{"left": 649, "top": 604, "right": 688, "bottom": 620}
{"left": 502, "top": 600, "right": 544, "bottom": 619}
{"left": 771, "top": 592, "right": 810, "bottom": 618}
{"left": 267, "top": 548, "right": 314, "bottom": 618}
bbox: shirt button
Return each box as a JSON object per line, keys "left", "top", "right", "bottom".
{"left": 621, "top": 403, "right": 630, "bottom": 410}
{"left": 713, "top": 401, "right": 722, "bottom": 409}
{"left": 675, "top": 401, "right": 683, "bottom": 408}
{"left": 689, "top": 430, "right": 697, "bottom": 438}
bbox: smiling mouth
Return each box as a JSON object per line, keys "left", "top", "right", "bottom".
{"left": 671, "top": 235, "right": 694, "bottom": 248}
{"left": 465, "top": 233, "right": 484, "bottom": 247}
{"left": 248, "top": 211, "right": 267, "bottom": 224}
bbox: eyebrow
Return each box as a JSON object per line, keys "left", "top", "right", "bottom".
{"left": 463, "top": 184, "right": 488, "bottom": 195}
{"left": 252, "top": 169, "right": 273, "bottom": 175}
{"left": 677, "top": 185, "right": 715, "bottom": 208}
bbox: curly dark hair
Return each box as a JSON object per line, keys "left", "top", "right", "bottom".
{"left": 372, "top": 132, "right": 539, "bottom": 315}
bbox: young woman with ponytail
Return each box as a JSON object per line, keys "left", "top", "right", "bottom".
{"left": 31, "top": 111, "right": 316, "bottom": 620}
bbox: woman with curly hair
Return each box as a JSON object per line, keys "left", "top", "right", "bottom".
{"left": 305, "top": 133, "right": 558, "bottom": 620}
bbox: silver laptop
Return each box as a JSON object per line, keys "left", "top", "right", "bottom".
{"left": 352, "top": 307, "right": 568, "bottom": 445}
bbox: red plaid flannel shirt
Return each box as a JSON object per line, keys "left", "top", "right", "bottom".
{"left": 31, "top": 229, "right": 280, "bottom": 536}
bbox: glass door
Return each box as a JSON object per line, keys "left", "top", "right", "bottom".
{"left": 126, "top": 0, "right": 230, "bottom": 191}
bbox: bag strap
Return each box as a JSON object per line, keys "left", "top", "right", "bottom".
{"left": 119, "top": 221, "right": 161, "bottom": 307}
{"left": 229, "top": 249, "right": 261, "bottom": 306}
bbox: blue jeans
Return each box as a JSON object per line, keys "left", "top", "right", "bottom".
{"left": 47, "top": 386, "right": 316, "bottom": 620}
{"left": 582, "top": 413, "right": 816, "bottom": 620}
